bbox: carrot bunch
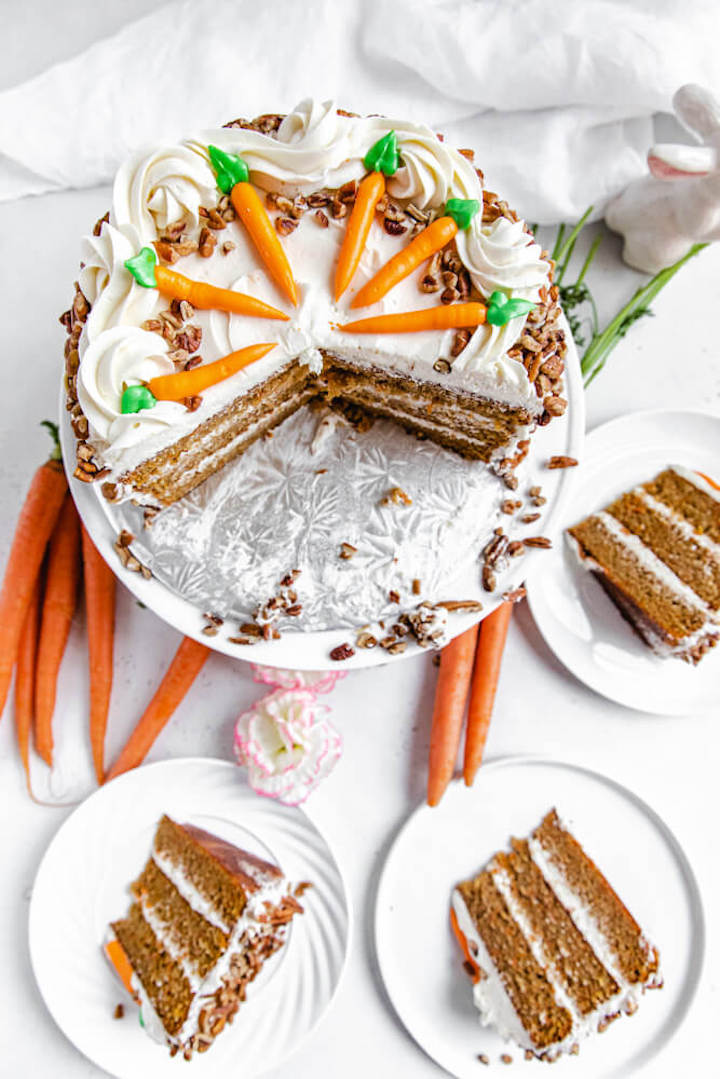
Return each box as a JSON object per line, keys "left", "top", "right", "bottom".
{"left": 3, "top": 424, "right": 211, "bottom": 794}
{"left": 426, "top": 600, "right": 514, "bottom": 806}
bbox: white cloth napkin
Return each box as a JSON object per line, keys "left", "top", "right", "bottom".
{"left": 0, "top": 0, "right": 718, "bottom": 222}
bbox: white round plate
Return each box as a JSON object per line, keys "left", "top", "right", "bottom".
{"left": 29, "top": 758, "right": 350, "bottom": 1079}
{"left": 60, "top": 320, "right": 584, "bottom": 671}
{"left": 526, "top": 408, "right": 720, "bottom": 714}
{"left": 374, "top": 756, "right": 703, "bottom": 1079}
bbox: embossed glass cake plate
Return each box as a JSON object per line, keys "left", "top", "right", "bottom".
{"left": 60, "top": 321, "right": 583, "bottom": 669}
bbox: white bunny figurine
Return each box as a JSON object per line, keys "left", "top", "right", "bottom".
{"left": 605, "top": 83, "right": 720, "bottom": 273}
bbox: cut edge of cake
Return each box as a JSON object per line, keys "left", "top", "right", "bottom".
{"left": 105, "top": 814, "right": 304, "bottom": 1059}
{"left": 450, "top": 808, "right": 662, "bottom": 1062}
{"left": 567, "top": 465, "right": 720, "bottom": 664}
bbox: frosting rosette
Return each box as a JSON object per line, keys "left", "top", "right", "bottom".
{"left": 250, "top": 664, "right": 346, "bottom": 694}
{"left": 233, "top": 688, "right": 342, "bottom": 805}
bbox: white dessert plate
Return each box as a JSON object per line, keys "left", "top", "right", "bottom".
{"left": 60, "top": 319, "right": 584, "bottom": 671}
{"left": 525, "top": 408, "right": 720, "bottom": 714}
{"left": 374, "top": 756, "right": 703, "bottom": 1079}
{"left": 28, "top": 758, "right": 350, "bottom": 1079}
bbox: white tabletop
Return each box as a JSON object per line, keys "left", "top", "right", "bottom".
{"left": 1, "top": 7, "right": 718, "bottom": 1077}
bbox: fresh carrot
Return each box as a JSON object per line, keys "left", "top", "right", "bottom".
{"left": 105, "top": 637, "right": 210, "bottom": 782}
{"left": 229, "top": 182, "right": 299, "bottom": 306}
{"left": 15, "top": 574, "right": 42, "bottom": 793}
{"left": 334, "top": 171, "right": 386, "bottom": 301}
{"left": 427, "top": 624, "right": 480, "bottom": 807}
{"left": 0, "top": 422, "right": 67, "bottom": 721}
{"left": 148, "top": 343, "right": 276, "bottom": 401}
{"left": 463, "top": 601, "right": 513, "bottom": 786}
{"left": 351, "top": 215, "right": 459, "bottom": 308}
{"left": 154, "top": 265, "right": 289, "bottom": 321}
{"left": 81, "top": 526, "right": 116, "bottom": 785}
{"left": 338, "top": 302, "right": 487, "bottom": 336}
{"left": 34, "top": 495, "right": 81, "bottom": 766}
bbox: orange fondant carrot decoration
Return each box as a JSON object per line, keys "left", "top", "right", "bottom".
{"left": 81, "top": 526, "right": 116, "bottom": 785}
{"left": 339, "top": 302, "right": 487, "bottom": 335}
{"left": 449, "top": 907, "right": 481, "bottom": 982}
{"left": 351, "top": 198, "right": 479, "bottom": 309}
{"left": 105, "top": 636, "right": 210, "bottom": 782}
{"left": 0, "top": 423, "right": 67, "bottom": 723}
{"left": 15, "top": 575, "right": 42, "bottom": 794}
{"left": 147, "top": 342, "right": 275, "bottom": 402}
{"left": 124, "top": 247, "right": 289, "bottom": 321}
{"left": 333, "top": 131, "right": 400, "bottom": 301}
{"left": 208, "top": 145, "right": 299, "bottom": 306}
{"left": 427, "top": 624, "right": 480, "bottom": 807}
{"left": 34, "top": 494, "right": 82, "bottom": 766}
{"left": 334, "top": 171, "right": 386, "bottom": 302}
{"left": 463, "top": 601, "right": 513, "bottom": 786}
{"left": 105, "top": 939, "right": 135, "bottom": 996}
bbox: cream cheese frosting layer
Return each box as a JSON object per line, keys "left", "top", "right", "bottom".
{"left": 77, "top": 98, "right": 552, "bottom": 473}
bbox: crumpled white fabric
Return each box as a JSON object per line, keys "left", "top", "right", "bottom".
{"left": 0, "top": 0, "right": 718, "bottom": 222}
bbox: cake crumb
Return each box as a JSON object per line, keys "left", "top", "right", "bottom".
{"left": 477, "top": 1053, "right": 490, "bottom": 1066}
{"left": 113, "top": 1004, "right": 124, "bottom": 1020}
{"left": 500, "top": 1053, "right": 513, "bottom": 1064}
{"left": 339, "top": 542, "right": 357, "bottom": 560}
{"left": 412, "top": 578, "right": 421, "bottom": 595}
{"left": 388, "top": 589, "right": 400, "bottom": 604}
{"left": 524, "top": 1049, "right": 534, "bottom": 1060}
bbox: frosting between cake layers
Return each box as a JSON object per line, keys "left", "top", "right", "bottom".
{"left": 74, "top": 98, "right": 552, "bottom": 476}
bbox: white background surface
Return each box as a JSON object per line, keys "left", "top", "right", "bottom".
{"left": 0, "top": 6, "right": 719, "bottom": 1078}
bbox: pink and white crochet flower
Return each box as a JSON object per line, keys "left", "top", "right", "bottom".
{"left": 251, "top": 664, "right": 345, "bottom": 695}
{"left": 233, "top": 688, "right": 342, "bottom": 805}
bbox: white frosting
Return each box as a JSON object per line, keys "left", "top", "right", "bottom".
{"left": 76, "top": 99, "right": 551, "bottom": 474}
{"left": 452, "top": 816, "right": 660, "bottom": 1060}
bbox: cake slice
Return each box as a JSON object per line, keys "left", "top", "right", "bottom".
{"left": 105, "top": 815, "right": 304, "bottom": 1058}
{"left": 450, "top": 809, "right": 661, "bottom": 1061}
{"left": 567, "top": 466, "right": 720, "bottom": 663}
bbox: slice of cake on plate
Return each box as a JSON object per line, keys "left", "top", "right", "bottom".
{"left": 105, "top": 814, "right": 304, "bottom": 1058}
{"left": 450, "top": 809, "right": 661, "bottom": 1062}
{"left": 63, "top": 98, "right": 567, "bottom": 507}
{"left": 567, "top": 465, "right": 720, "bottom": 663}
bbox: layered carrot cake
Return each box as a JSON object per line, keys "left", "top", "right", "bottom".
{"left": 62, "top": 98, "right": 567, "bottom": 507}
{"left": 105, "top": 815, "right": 304, "bottom": 1058}
{"left": 568, "top": 466, "right": 720, "bottom": 664}
{"left": 451, "top": 810, "right": 661, "bottom": 1061}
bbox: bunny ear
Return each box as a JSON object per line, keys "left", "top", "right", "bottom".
{"left": 648, "top": 143, "right": 717, "bottom": 180}
{"left": 673, "top": 83, "right": 720, "bottom": 140}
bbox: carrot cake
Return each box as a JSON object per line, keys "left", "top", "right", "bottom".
{"left": 451, "top": 810, "right": 661, "bottom": 1061}
{"left": 62, "top": 99, "right": 567, "bottom": 507}
{"left": 105, "top": 814, "right": 304, "bottom": 1058}
{"left": 568, "top": 466, "right": 720, "bottom": 664}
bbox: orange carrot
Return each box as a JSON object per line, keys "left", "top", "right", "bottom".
{"left": 351, "top": 215, "right": 459, "bottom": 308}
{"left": 696, "top": 471, "right": 720, "bottom": 491}
{"left": 339, "top": 302, "right": 486, "bottom": 336}
{"left": 0, "top": 422, "right": 67, "bottom": 721}
{"left": 34, "top": 495, "right": 81, "bottom": 766}
{"left": 154, "top": 264, "right": 289, "bottom": 321}
{"left": 15, "top": 574, "right": 42, "bottom": 793}
{"left": 230, "top": 183, "right": 299, "bottom": 306}
{"left": 81, "top": 526, "right": 116, "bottom": 785}
{"left": 427, "top": 624, "right": 479, "bottom": 806}
{"left": 334, "top": 171, "right": 386, "bottom": 301}
{"left": 105, "top": 637, "right": 210, "bottom": 781}
{"left": 104, "top": 939, "right": 135, "bottom": 996}
{"left": 463, "top": 601, "right": 513, "bottom": 786}
{"left": 148, "top": 343, "right": 276, "bottom": 401}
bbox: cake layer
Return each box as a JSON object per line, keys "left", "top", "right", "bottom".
{"left": 568, "top": 513, "right": 707, "bottom": 643}
{"left": 607, "top": 490, "right": 720, "bottom": 610}
{"left": 531, "top": 811, "right": 659, "bottom": 987}
{"left": 644, "top": 468, "right": 720, "bottom": 543}
{"left": 112, "top": 902, "right": 193, "bottom": 1037}
{"left": 132, "top": 858, "right": 228, "bottom": 980}
{"left": 456, "top": 871, "right": 574, "bottom": 1050}
{"left": 494, "top": 839, "right": 619, "bottom": 1016}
